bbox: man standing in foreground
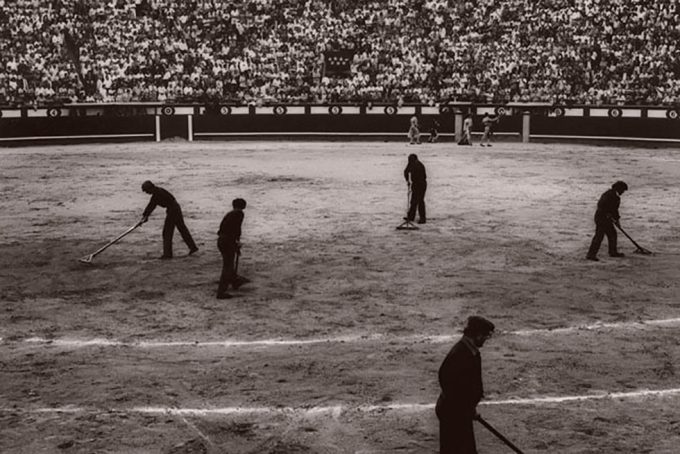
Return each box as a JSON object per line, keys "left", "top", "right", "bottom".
{"left": 404, "top": 153, "right": 427, "bottom": 224}
{"left": 436, "top": 316, "right": 495, "bottom": 454}
{"left": 586, "top": 180, "right": 628, "bottom": 261}
{"left": 217, "top": 198, "right": 247, "bottom": 299}
{"left": 140, "top": 180, "right": 198, "bottom": 259}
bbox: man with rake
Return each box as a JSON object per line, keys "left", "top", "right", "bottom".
{"left": 216, "top": 198, "right": 247, "bottom": 300}
{"left": 436, "top": 316, "right": 495, "bottom": 453}
{"left": 140, "top": 180, "right": 199, "bottom": 259}
{"left": 586, "top": 180, "right": 628, "bottom": 261}
{"left": 404, "top": 153, "right": 427, "bottom": 224}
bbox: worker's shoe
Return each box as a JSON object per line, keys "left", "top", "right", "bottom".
{"left": 159, "top": 255, "right": 173, "bottom": 260}
{"left": 610, "top": 252, "right": 625, "bottom": 258}
{"left": 216, "top": 293, "right": 232, "bottom": 300}
{"left": 585, "top": 255, "right": 599, "bottom": 261}
{"left": 188, "top": 247, "right": 199, "bottom": 255}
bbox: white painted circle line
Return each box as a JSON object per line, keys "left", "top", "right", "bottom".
{"left": 3, "top": 388, "right": 680, "bottom": 417}
{"left": 7, "top": 317, "right": 680, "bottom": 349}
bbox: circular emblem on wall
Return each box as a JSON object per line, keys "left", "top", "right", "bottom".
{"left": 666, "top": 109, "right": 679, "bottom": 120}
{"left": 495, "top": 106, "right": 507, "bottom": 116}
{"left": 329, "top": 105, "right": 343, "bottom": 115}
{"left": 552, "top": 107, "right": 565, "bottom": 117}
{"left": 384, "top": 105, "right": 398, "bottom": 115}
{"left": 47, "top": 108, "right": 61, "bottom": 117}
{"left": 274, "top": 105, "right": 287, "bottom": 115}
{"left": 608, "top": 107, "right": 622, "bottom": 118}
{"left": 439, "top": 105, "right": 451, "bottom": 114}
{"left": 162, "top": 106, "right": 175, "bottom": 116}
{"left": 219, "top": 106, "right": 232, "bottom": 115}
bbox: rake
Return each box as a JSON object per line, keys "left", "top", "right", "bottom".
{"left": 78, "top": 220, "right": 143, "bottom": 264}
{"left": 476, "top": 415, "right": 525, "bottom": 454}
{"left": 396, "top": 185, "right": 419, "bottom": 230}
{"left": 615, "top": 223, "right": 653, "bottom": 255}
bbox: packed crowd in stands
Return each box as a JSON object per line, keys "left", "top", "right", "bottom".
{"left": 1, "top": 0, "right": 679, "bottom": 106}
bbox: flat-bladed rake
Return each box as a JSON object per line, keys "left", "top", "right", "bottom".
{"left": 615, "top": 223, "right": 653, "bottom": 255}
{"left": 78, "top": 221, "right": 143, "bottom": 264}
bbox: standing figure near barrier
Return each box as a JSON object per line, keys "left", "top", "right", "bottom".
{"left": 408, "top": 115, "right": 422, "bottom": 144}
{"left": 140, "top": 180, "right": 198, "bottom": 259}
{"left": 480, "top": 113, "right": 500, "bottom": 146}
{"left": 458, "top": 115, "right": 473, "bottom": 145}
{"left": 436, "top": 316, "right": 495, "bottom": 454}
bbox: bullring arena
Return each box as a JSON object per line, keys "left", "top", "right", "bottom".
{"left": 2, "top": 133, "right": 680, "bottom": 453}
{"left": 3, "top": 0, "right": 680, "bottom": 452}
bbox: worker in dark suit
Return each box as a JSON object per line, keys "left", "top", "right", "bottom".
{"left": 404, "top": 153, "right": 427, "bottom": 224}
{"left": 140, "top": 180, "right": 198, "bottom": 259}
{"left": 436, "top": 316, "right": 495, "bottom": 454}
{"left": 586, "top": 181, "right": 628, "bottom": 261}
{"left": 216, "top": 198, "right": 247, "bottom": 299}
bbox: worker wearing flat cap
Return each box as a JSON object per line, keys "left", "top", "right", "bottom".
{"left": 140, "top": 180, "right": 198, "bottom": 259}
{"left": 586, "top": 180, "right": 628, "bottom": 261}
{"left": 436, "top": 316, "right": 495, "bottom": 454}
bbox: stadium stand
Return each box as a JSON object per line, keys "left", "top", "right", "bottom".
{"left": 1, "top": 0, "right": 679, "bottom": 107}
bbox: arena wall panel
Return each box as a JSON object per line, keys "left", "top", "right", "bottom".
{"left": 1, "top": 104, "right": 679, "bottom": 145}
{"left": 0, "top": 116, "right": 156, "bottom": 142}
{"left": 531, "top": 117, "right": 680, "bottom": 141}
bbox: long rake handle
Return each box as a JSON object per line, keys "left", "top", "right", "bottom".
{"left": 614, "top": 223, "right": 650, "bottom": 252}
{"left": 476, "top": 416, "right": 525, "bottom": 454}
{"left": 87, "top": 221, "right": 143, "bottom": 259}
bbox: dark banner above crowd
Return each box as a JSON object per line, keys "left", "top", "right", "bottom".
{"left": 323, "top": 51, "right": 354, "bottom": 77}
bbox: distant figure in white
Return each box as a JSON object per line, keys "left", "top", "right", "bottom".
{"left": 458, "top": 115, "right": 473, "bottom": 145}
{"left": 408, "top": 116, "right": 421, "bottom": 145}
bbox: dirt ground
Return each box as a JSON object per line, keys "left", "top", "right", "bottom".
{"left": 1, "top": 140, "right": 680, "bottom": 453}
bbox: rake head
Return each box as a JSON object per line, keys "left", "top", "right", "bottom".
{"left": 634, "top": 247, "right": 653, "bottom": 255}
{"left": 396, "top": 219, "right": 419, "bottom": 231}
{"left": 78, "top": 254, "right": 95, "bottom": 264}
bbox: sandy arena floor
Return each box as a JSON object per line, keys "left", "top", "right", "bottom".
{"left": 1, "top": 140, "right": 680, "bottom": 453}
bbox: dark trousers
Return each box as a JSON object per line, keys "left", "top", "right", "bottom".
{"left": 217, "top": 239, "right": 237, "bottom": 295}
{"left": 587, "top": 219, "right": 617, "bottom": 257}
{"left": 407, "top": 184, "right": 426, "bottom": 221}
{"left": 163, "top": 206, "right": 197, "bottom": 257}
{"left": 438, "top": 416, "right": 477, "bottom": 454}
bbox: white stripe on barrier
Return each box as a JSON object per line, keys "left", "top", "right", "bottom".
{"left": 8, "top": 317, "right": 680, "bottom": 350}
{"left": 531, "top": 134, "right": 680, "bottom": 143}
{"left": 0, "top": 110, "right": 22, "bottom": 118}
{"left": 588, "top": 109, "right": 610, "bottom": 117}
{"left": 230, "top": 107, "right": 250, "bottom": 115}
{"left": 173, "top": 107, "right": 194, "bottom": 115}
{"left": 564, "top": 108, "right": 584, "bottom": 117}
{"left": 620, "top": 109, "right": 642, "bottom": 118}
{"left": 647, "top": 110, "right": 670, "bottom": 119}
{"left": 3, "top": 388, "right": 680, "bottom": 418}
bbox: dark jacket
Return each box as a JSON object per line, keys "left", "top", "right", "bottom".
{"left": 594, "top": 188, "right": 621, "bottom": 223}
{"left": 218, "top": 209, "right": 244, "bottom": 244}
{"left": 143, "top": 186, "right": 179, "bottom": 217}
{"left": 404, "top": 160, "right": 427, "bottom": 187}
{"left": 436, "top": 337, "right": 483, "bottom": 420}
